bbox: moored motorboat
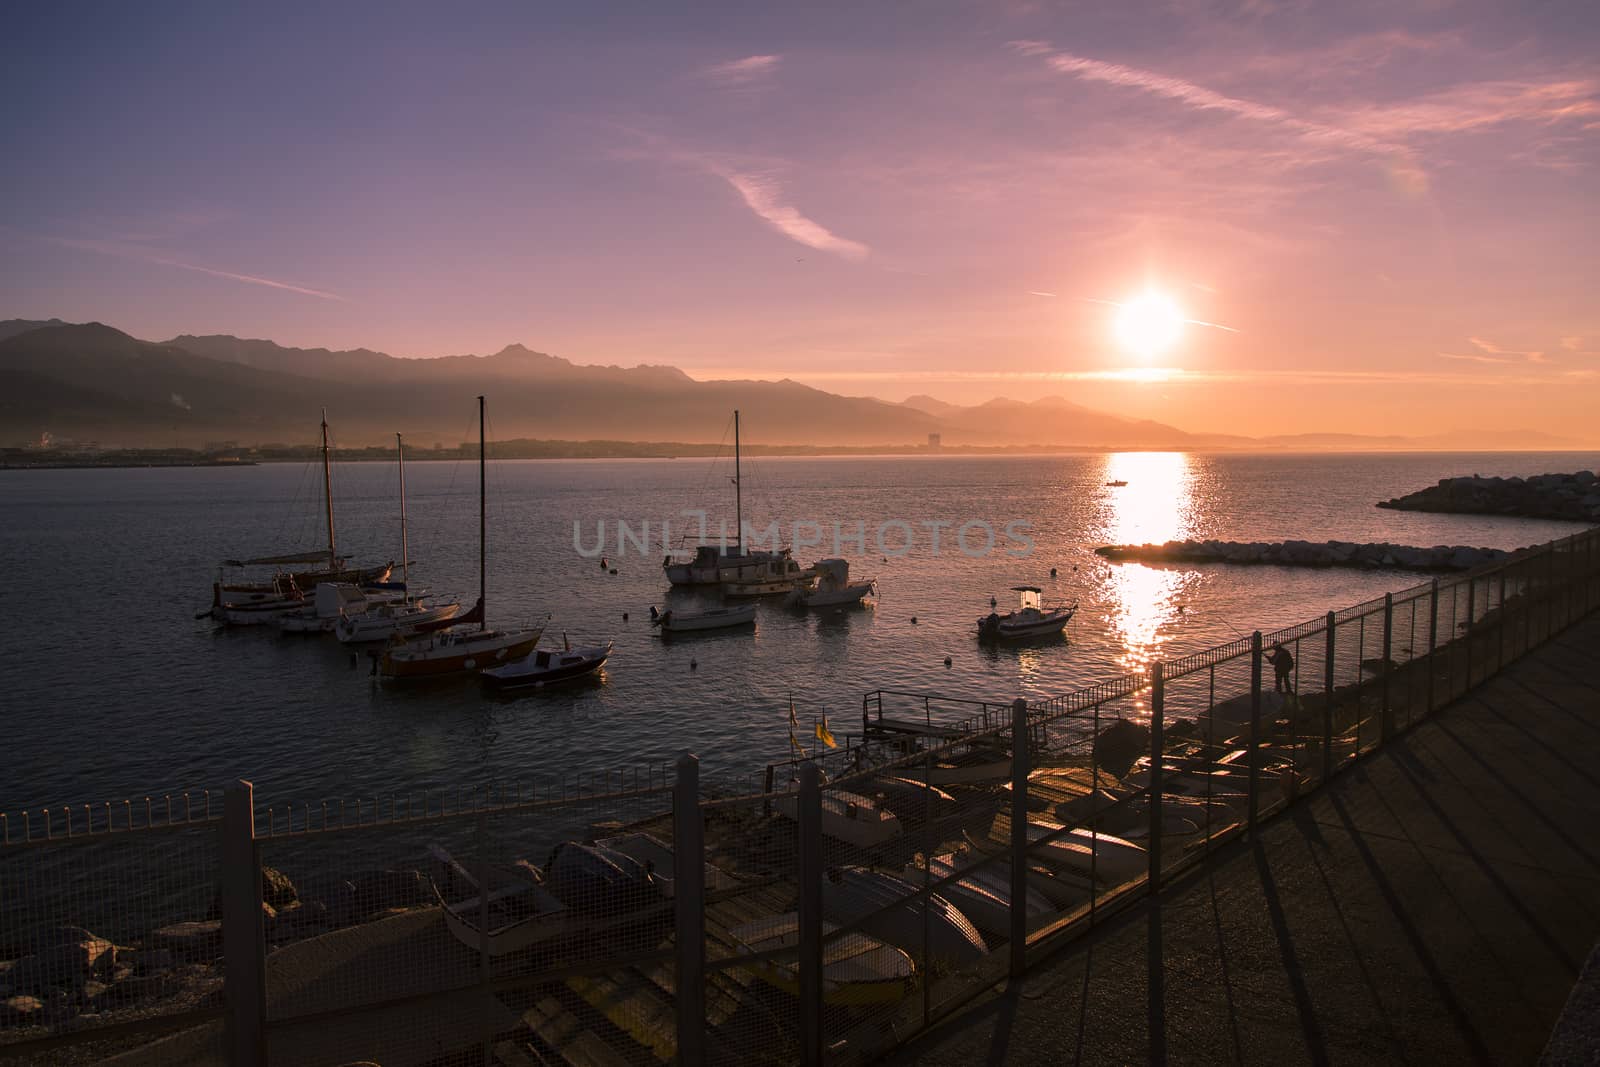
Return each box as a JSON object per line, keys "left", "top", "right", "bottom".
{"left": 722, "top": 557, "right": 816, "bottom": 598}
{"left": 650, "top": 602, "right": 756, "bottom": 634}
{"left": 729, "top": 913, "right": 916, "bottom": 1005}
{"left": 786, "top": 558, "right": 874, "bottom": 609}
{"left": 482, "top": 639, "right": 612, "bottom": 688}
{"left": 977, "top": 586, "right": 1075, "bottom": 642}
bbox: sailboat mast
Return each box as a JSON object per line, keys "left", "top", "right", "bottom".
{"left": 397, "top": 432, "right": 410, "bottom": 605}
{"left": 321, "top": 409, "right": 336, "bottom": 568}
{"left": 734, "top": 409, "right": 742, "bottom": 553}
{"left": 478, "top": 395, "right": 487, "bottom": 631}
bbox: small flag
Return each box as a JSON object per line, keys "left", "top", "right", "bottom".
{"left": 815, "top": 711, "right": 837, "bottom": 749}
{"left": 789, "top": 730, "right": 807, "bottom": 756}
{"left": 788, "top": 697, "right": 798, "bottom": 728}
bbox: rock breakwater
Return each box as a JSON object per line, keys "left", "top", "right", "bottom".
{"left": 1377, "top": 471, "right": 1600, "bottom": 523}
{"left": 1095, "top": 539, "right": 1510, "bottom": 571}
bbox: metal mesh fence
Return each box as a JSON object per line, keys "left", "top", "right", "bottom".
{"left": 5, "top": 528, "right": 1597, "bottom": 1066}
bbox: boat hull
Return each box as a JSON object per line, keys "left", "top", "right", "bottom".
{"left": 379, "top": 626, "right": 544, "bottom": 679}
{"left": 336, "top": 601, "right": 462, "bottom": 643}
{"left": 656, "top": 604, "right": 757, "bottom": 633}
{"left": 482, "top": 643, "right": 611, "bottom": 688}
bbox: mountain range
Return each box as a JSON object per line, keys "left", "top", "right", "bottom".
{"left": 0, "top": 319, "right": 1580, "bottom": 452}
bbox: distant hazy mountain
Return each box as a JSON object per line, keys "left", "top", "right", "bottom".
{"left": 0, "top": 319, "right": 1579, "bottom": 451}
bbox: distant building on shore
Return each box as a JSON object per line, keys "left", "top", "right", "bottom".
{"left": 928, "top": 433, "right": 942, "bottom": 450}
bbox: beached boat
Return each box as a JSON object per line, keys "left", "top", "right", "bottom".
{"left": 899, "top": 853, "right": 1056, "bottom": 938}
{"left": 543, "top": 841, "right": 667, "bottom": 916}
{"left": 211, "top": 412, "right": 392, "bottom": 620}
{"left": 663, "top": 411, "right": 793, "bottom": 586}
{"left": 589, "top": 832, "right": 742, "bottom": 898}
{"left": 972, "top": 813, "right": 1147, "bottom": 885}
{"left": 729, "top": 914, "right": 916, "bottom": 1005}
{"left": 786, "top": 558, "right": 874, "bottom": 609}
{"left": 977, "top": 586, "right": 1075, "bottom": 642}
{"left": 379, "top": 399, "right": 546, "bottom": 679}
{"left": 773, "top": 786, "right": 903, "bottom": 849}
{"left": 483, "top": 639, "right": 611, "bottom": 688}
{"left": 820, "top": 866, "right": 989, "bottom": 967}
{"left": 430, "top": 846, "right": 572, "bottom": 957}
{"left": 650, "top": 602, "right": 756, "bottom": 634}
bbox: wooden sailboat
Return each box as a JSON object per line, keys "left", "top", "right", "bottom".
{"left": 335, "top": 432, "right": 462, "bottom": 642}
{"left": 212, "top": 411, "right": 391, "bottom": 623}
{"left": 378, "top": 398, "right": 545, "bottom": 679}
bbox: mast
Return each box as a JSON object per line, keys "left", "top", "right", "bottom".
{"left": 397, "top": 432, "right": 409, "bottom": 605}
{"left": 734, "top": 409, "right": 742, "bottom": 553}
{"left": 478, "top": 395, "right": 487, "bottom": 631}
{"left": 321, "top": 409, "right": 336, "bottom": 568}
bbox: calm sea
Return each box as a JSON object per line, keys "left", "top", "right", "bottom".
{"left": 2, "top": 451, "right": 1595, "bottom": 813}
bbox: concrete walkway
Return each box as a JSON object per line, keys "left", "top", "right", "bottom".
{"left": 886, "top": 614, "right": 1600, "bottom": 1066}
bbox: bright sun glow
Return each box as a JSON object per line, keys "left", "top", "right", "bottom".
{"left": 1114, "top": 292, "right": 1185, "bottom": 357}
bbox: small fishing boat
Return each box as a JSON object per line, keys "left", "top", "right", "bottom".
{"left": 379, "top": 399, "right": 547, "bottom": 680}
{"left": 977, "top": 586, "right": 1075, "bottom": 642}
{"left": 773, "top": 786, "right": 902, "bottom": 849}
{"left": 786, "top": 558, "right": 874, "bottom": 609}
{"left": 650, "top": 602, "right": 756, "bottom": 634}
{"left": 429, "top": 845, "right": 572, "bottom": 957}
{"left": 482, "top": 639, "right": 612, "bottom": 689}
{"left": 820, "top": 866, "right": 989, "bottom": 967}
{"left": 723, "top": 557, "right": 816, "bottom": 598}
{"left": 729, "top": 914, "right": 915, "bottom": 1005}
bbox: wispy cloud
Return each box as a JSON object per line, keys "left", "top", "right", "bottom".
{"left": 1439, "top": 351, "right": 1516, "bottom": 365}
{"left": 1027, "top": 290, "right": 1058, "bottom": 298}
{"left": 719, "top": 173, "right": 869, "bottom": 259}
{"left": 1467, "top": 336, "right": 1545, "bottom": 363}
{"left": 700, "top": 54, "right": 781, "bottom": 90}
{"left": 47, "top": 236, "right": 347, "bottom": 301}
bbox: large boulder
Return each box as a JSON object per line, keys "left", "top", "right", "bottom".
{"left": 0, "top": 994, "right": 43, "bottom": 1029}
{"left": 151, "top": 921, "right": 221, "bottom": 961}
{"left": 261, "top": 866, "right": 299, "bottom": 911}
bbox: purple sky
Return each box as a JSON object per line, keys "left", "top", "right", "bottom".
{"left": 3, "top": 1, "right": 1597, "bottom": 439}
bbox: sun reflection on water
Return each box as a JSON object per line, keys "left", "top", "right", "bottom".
{"left": 1099, "top": 452, "right": 1197, "bottom": 675}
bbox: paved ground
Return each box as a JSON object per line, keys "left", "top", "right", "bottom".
{"left": 885, "top": 614, "right": 1600, "bottom": 1066}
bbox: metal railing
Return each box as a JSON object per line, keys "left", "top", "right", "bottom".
{"left": 2, "top": 526, "right": 1595, "bottom": 1065}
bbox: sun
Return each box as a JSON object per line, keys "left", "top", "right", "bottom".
{"left": 1114, "top": 292, "right": 1185, "bottom": 358}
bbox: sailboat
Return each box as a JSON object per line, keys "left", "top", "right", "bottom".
{"left": 211, "top": 411, "right": 392, "bottom": 624}
{"left": 335, "top": 432, "right": 462, "bottom": 643}
{"left": 661, "top": 410, "right": 794, "bottom": 586}
{"left": 378, "top": 398, "right": 546, "bottom": 679}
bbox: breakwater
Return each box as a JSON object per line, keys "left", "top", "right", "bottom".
{"left": 1378, "top": 470, "right": 1600, "bottom": 523}
{"left": 1095, "top": 539, "right": 1509, "bottom": 570}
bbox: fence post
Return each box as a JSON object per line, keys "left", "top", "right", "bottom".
{"left": 1249, "top": 633, "right": 1262, "bottom": 834}
{"left": 1381, "top": 594, "right": 1394, "bottom": 742}
{"left": 1498, "top": 570, "right": 1508, "bottom": 667}
{"left": 1465, "top": 579, "right": 1476, "bottom": 687}
{"left": 220, "top": 780, "right": 265, "bottom": 1067}
{"left": 1148, "top": 664, "right": 1164, "bottom": 887}
{"left": 1010, "top": 697, "right": 1031, "bottom": 979}
{"left": 1427, "top": 580, "right": 1439, "bottom": 714}
{"left": 797, "top": 762, "right": 823, "bottom": 1067}
{"left": 1323, "top": 612, "right": 1335, "bottom": 781}
{"left": 673, "top": 754, "right": 706, "bottom": 1066}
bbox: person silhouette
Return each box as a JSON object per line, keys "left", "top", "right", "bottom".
{"left": 1269, "top": 643, "right": 1295, "bottom": 693}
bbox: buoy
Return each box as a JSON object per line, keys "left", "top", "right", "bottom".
{"left": 910, "top": 616, "right": 918, "bottom": 624}
{"left": 943, "top": 656, "right": 952, "bottom": 667}
{"left": 1072, "top": 565, "right": 1078, "bottom": 572}
{"left": 690, "top": 658, "right": 698, "bottom": 671}
{"left": 622, "top": 611, "right": 629, "bottom": 621}
{"left": 600, "top": 557, "right": 608, "bottom": 569}
{"left": 1050, "top": 567, "right": 1057, "bottom": 577}
{"left": 990, "top": 596, "right": 997, "bottom": 609}
{"left": 609, "top": 568, "right": 618, "bottom": 575}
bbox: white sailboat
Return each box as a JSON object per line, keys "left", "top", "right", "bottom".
{"left": 335, "top": 432, "right": 462, "bottom": 643}
{"left": 211, "top": 411, "right": 392, "bottom": 623}
{"left": 378, "top": 398, "right": 546, "bottom": 679}
{"left": 662, "top": 410, "right": 794, "bottom": 586}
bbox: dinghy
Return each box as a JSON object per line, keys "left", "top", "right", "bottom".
{"left": 589, "top": 832, "right": 741, "bottom": 897}
{"left": 773, "top": 787, "right": 902, "bottom": 849}
{"left": 899, "top": 853, "right": 1056, "bottom": 938}
{"left": 429, "top": 846, "right": 572, "bottom": 957}
{"left": 729, "top": 914, "right": 915, "bottom": 1006}
{"left": 978, "top": 813, "right": 1147, "bottom": 885}
{"left": 820, "top": 866, "right": 989, "bottom": 967}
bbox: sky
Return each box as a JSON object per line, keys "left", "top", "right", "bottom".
{"left": 3, "top": 0, "right": 1598, "bottom": 441}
